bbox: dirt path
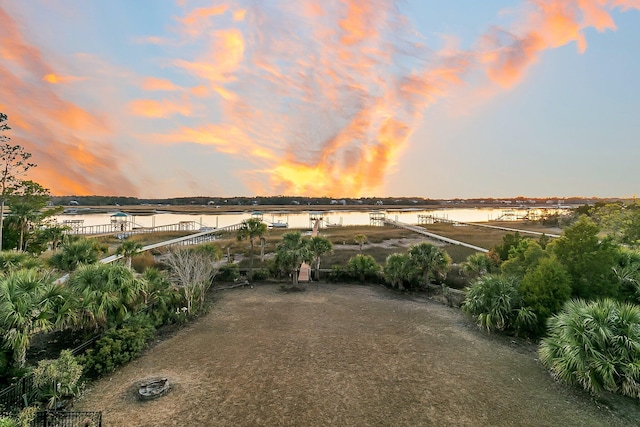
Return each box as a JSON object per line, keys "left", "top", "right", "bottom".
{"left": 76, "top": 285, "right": 637, "bottom": 426}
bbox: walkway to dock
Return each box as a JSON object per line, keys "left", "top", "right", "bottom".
{"left": 99, "top": 223, "right": 243, "bottom": 264}
{"left": 417, "top": 214, "right": 561, "bottom": 238}
{"left": 384, "top": 219, "right": 488, "bottom": 253}
{"left": 462, "top": 222, "right": 561, "bottom": 238}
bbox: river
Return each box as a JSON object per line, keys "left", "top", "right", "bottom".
{"left": 55, "top": 206, "right": 569, "bottom": 231}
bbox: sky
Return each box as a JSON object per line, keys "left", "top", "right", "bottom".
{"left": 0, "top": 0, "right": 639, "bottom": 199}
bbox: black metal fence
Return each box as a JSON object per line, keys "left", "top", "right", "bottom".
{"left": 0, "top": 374, "right": 34, "bottom": 412}
{"left": 1, "top": 410, "right": 102, "bottom": 427}
{"left": 32, "top": 410, "right": 102, "bottom": 427}
{"left": 0, "top": 333, "right": 103, "bottom": 413}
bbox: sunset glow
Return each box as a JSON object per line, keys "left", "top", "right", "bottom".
{"left": 1, "top": 1, "right": 638, "bottom": 197}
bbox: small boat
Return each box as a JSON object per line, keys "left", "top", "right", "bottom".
{"left": 138, "top": 377, "right": 170, "bottom": 400}
{"left": 269, "top": 221, "right": 288, "bottom": 228}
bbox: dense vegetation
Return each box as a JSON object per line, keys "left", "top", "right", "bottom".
{"left": 460, "top": 201, "right": 640, "bottom": 398}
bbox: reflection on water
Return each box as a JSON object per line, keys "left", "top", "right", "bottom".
{"left": 55, "top": 207, "right": 569, "bottom": 230}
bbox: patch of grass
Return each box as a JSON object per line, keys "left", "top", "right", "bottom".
{"left": 320, "top": 226, "right": 416, "bottom": 244}
{"left": 131, "top": 252, "right": 158, "bottom": 273}
{"left": 278, "top": 285, "right": 306, "bottom": 293}
{"left": 442, "top": 244, "right": 478, "bottom": 264}
{"left": 421, "top": 223, "right": 510, "bottom": 249}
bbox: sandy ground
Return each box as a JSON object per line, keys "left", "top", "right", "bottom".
{"left": 75, "top": 284, "right": 639, "bottom": 426}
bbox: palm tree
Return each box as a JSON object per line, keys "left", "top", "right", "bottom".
{"left": 6, "top": 201, "right": 39, "bottom": 251}
{"left": 307, "top": 236, "right": 332, "bottom": 281}
{"left": 38, "top": 223, "right": 69, "bottom": 252}
{"left": 408, "top": 242, "right": 451, "bottom": 289}
{"left": 259, "top": 236, "right": 266, "bottom": 262}
{"left": 237, "top": 218, "right": 268, "bottom": 279}
{"left": 353, "top": 234, "right": 367, "bottom": 252}
{"left": 116, "top": 239, "right": 143, "bottom": 269}
{"left": 384, "top": 253, "right": 413, "bottom": 290}
{"left": 0, "top": 268, "right": 58, "bottom": 367}
{"left": 140, "top": 267, "right": 180, "bottom": 325}
{"left": 275, "top": 232, "right": 309, "bottom": 286}
{"left": 462, "top": 253, "right": 492, "bottom": 279}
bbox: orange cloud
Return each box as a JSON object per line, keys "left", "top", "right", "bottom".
{"left": 233, "top": 9, "right": 246, "bottom": 21}
{"left": 178, "top": 4, "right": 229, "bottom": 38}
{"left": 129, "top": 98, "right": 191, "bottom": 118}
{"left": 0, "top": 6, "right": 137, "bottom": 196}
{"left": 142, "top": 77, "right": 180, "bottom": 91}
{"left": 43, "top": 73, "right": 85, "bottom": 84}
{"left": 482, "top": 0, "right": 637, "bottom": 87}
{"left": 174, "top": 29, "right": 244, "bottom": 82}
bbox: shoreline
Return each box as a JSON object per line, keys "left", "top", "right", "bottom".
{"left": 60, "top": 203, "right": 579, "bottom": 216}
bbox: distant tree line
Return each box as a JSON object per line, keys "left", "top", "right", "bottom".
{"left": 50, "top": 195, "right": 444, "bottom": 206}
{"left": 48, "top": 195, "right": 624, "bottom": 207}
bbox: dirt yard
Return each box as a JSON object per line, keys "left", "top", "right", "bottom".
{"left": 75, "top": 284, "right": 639, "bottom": 426}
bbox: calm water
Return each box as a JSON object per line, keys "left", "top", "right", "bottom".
{"left": 55, "top": 207, "right": 567, "bottom": 230}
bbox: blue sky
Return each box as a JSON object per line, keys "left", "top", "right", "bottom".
{"left": 1, "top": 0, "right": 638, "bottom": 198}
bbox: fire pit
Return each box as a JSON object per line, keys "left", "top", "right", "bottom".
{"left": 138, "top": 377, "right": 170, "bottom": 401}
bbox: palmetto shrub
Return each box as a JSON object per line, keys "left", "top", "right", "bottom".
{"left": 346, "top": 254, "right": 382, "bottom": 284}
{"left": 0, "top": 250, "right": 42, "bottom": 271}
{"left": 462, "top": 274, "right": 536, "bottom": 335}
{"left": 539, "top": 299, "right": 640, "bottom": 398}
{"left": 48, "top": 238, "right": 104, "bottom": 272}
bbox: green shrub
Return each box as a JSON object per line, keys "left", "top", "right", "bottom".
{"left": 80, "top": 316, "right": 155, "bottom": 379}
{"left": 190, "top": 243, "right": 223, "bottom": 259}
{"left": 32, "top": 350, "right": 83, "bottom": 408}
{"left": 216, "top": 263, "right": 240, "bottom": 282}
{"left": 500, "top": 240, "right": 546, "bottom": 278}
{"left": 539, "top": 299, "right": 640, "bottom": 398}
{"left": 548, "top": 216, "right": 619, "bottom": 299}
{"left": 346, "top": 254, "right": 382, "bottom": 283}
{"left": 328, "top": 265, "right": 349, "bottom": 283}
{"left": 520, "top": 257, "right": 571, "bottom": 335}
{"left": 0, "top": 407, "right": 36, "bottom": 427}
{"left": 250, "top": 269, "right": 269, "bottom": 281}
{"left": 0, "top": 417, "right": 17, "bottom": 427}
{"left": 492, "top": 232, "right": 525, "bottom": 262}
